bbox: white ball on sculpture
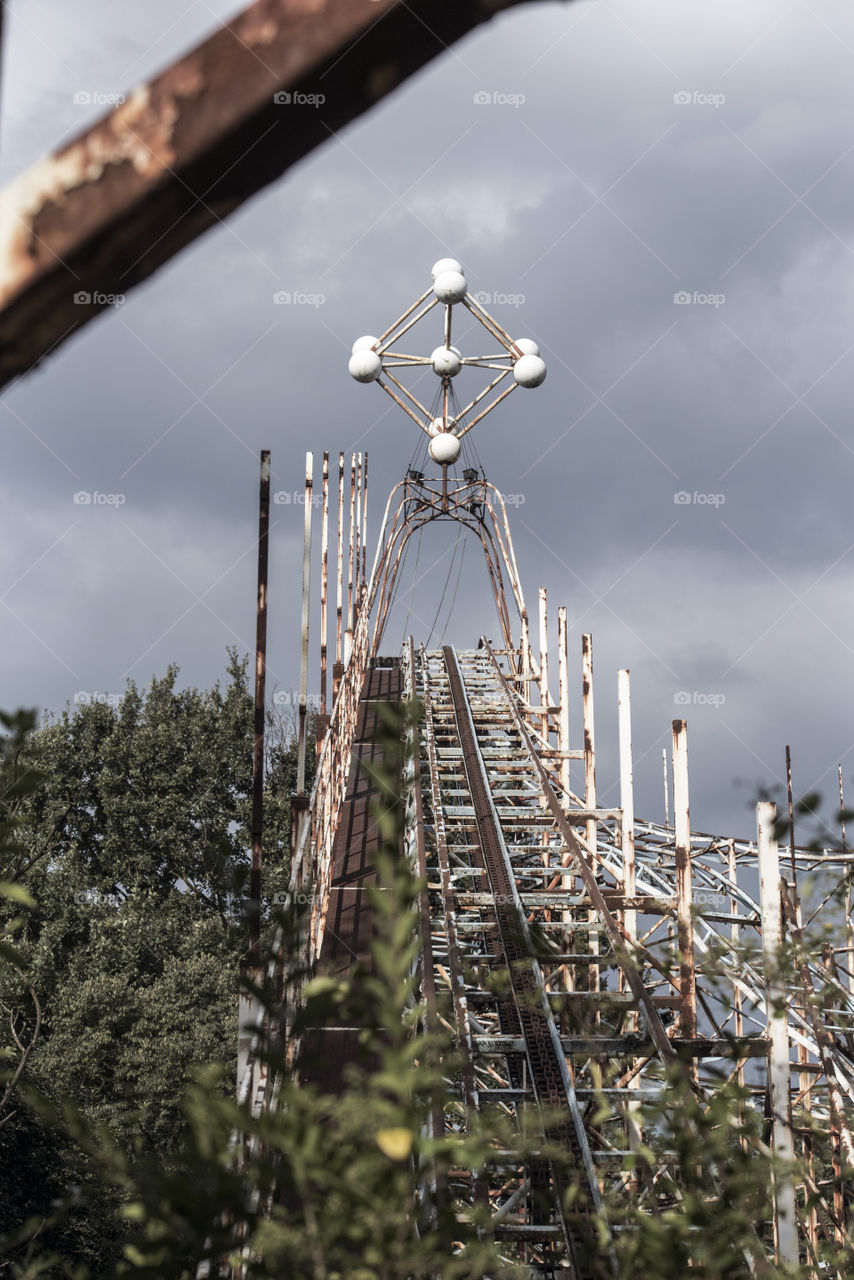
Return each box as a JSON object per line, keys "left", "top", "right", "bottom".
{"left": 433, "top": 271, "right": 467, "bottom": 304}
{"left": 348, "top": 349, "right": 382, "bottom": 383}
{"left": 431, "top": 258, "right": 463, "bottom": 279}
{"left": 513, "top": 353, "right": 547, "bottom": 388}
{"left": 431, "top": 345, "right": 462, "bottom": 377}
{"left": 429, "top": 432, "right": 461, "bottom": 464}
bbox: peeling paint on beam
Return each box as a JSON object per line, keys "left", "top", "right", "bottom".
{"left": 0, "top": 0, "right": 553, "bottom": 389}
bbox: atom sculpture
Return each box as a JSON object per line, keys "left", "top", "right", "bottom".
{"left": 348, "top": 258, "right": 547, "bottom": 467}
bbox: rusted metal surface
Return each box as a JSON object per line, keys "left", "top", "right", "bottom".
{"left": 336, "top": 451, "right": 344, "bottom": 666}
{"left": 319, "top": 450, "right": 329, "bottom": 717}
{"left": 0, "top": 0, "right": 556, "bottom": 389}
{"left": 443, "top": 642, "right": 610, "bottom": 1277}
{"left": 296, "top": 451, "right": 312, "bottom": 796}
{"left": 227, "top": 442, "right": 854, "bottom": 1273}
{"left": 481, "top": 636, "right": 678, "bottom": 1068}
{"left": 248, "top": 449, "right": 270, "bottom": 961}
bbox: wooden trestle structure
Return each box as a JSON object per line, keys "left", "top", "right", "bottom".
{"left": 226, "top": 450, "right": 854, "bottom": 1278}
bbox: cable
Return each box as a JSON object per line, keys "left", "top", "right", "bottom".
{"left": 399, "top": 527, "right": 422, "bottom": 648}
{"left": 438, "top": 535, "right": 467, "bottom": 646}
{"left": 426, "top": 525, "right": 462, "bottom": 648}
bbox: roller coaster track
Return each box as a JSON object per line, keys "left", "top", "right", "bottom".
{"left": 220, "top": 435, "right": 854, "bottom": 1276}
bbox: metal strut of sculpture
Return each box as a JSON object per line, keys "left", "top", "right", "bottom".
{"left": 345, "top": 258, "right": 547, "bottom": 658}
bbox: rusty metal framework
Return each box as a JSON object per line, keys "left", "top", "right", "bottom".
{"left": 0, "top": 0, "right": 557, "bottom": 390}
{"left": 225, "top": 265, "right": 854, "bottom": 1278}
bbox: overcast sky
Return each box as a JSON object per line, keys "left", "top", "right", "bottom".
{"left": 3, "top": 0, "right": 854, "bottom": 838}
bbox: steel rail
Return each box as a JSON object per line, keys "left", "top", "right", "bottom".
{"left": 443, "top": 644, "right": 616, "bottom": 1279}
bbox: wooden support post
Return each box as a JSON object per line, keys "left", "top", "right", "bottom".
{"left": 672, "top": 718, "right": 697, "bottom": 1044}
{"left": 757, "top": 801, "right": 798, "bottom": 1268}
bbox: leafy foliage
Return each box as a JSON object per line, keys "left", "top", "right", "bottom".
{"left": 0, "top": 656, "right": 301, "bottom": 1275}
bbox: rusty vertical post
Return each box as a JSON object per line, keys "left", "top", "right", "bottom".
{"left": 582, "top": 633, "right": 599, "bottom": 999}
{"left": 728, "top": 837, "right": 748, "bottom": 1153}
{"left": 361, "top": 451, "right": 369, "bottom": 604}
{"left": 840, "top": 764, "right": 854, "bottom": 1000}
{"left": 520, "top": 609, "right": 531, "bottom": 727}
{"left": 757, "top": 801, "right": 798, "bottom": 1268}
{"left": 334, "top": 452, "right": 344, "bottom": 700}
{"left": 319, "top": 450, "right": 329, "bottom": 727}
{"left": 239, "top": 449, "right": 270, "bottom": 1088}
{"left": 249, "top": 449, "right": 270, "bottom": 961}
{"left": 557, "top": 606, "right": 573, "bottom": 991}
{"left": 291, "top": 452, "right": 313, "bottom": 863}
{"left": 296, "top": 453, "right": 313, "bottom": 798}
{"left": 786, "top": 749, "right": 818, "bottom": 1250}
{"left": 538, "top": 586, "right": 550, "bottom": 744}
{"left": 672, "top": 718, "right": 697, "bottom": 1045}
{"left": 345, "top": 452, "right": 356, "bottom": 663}
{"left": 618, "top": 665, "right": 640, "bottom": 1151}
{"left": 557, "top": 606, "right": 570, "bottom": 801}
{"left": 355, "top": 451, "right": 363, "bottom": 611}
{"left": 537, "top": 587, "right": 550, "bottom": 877}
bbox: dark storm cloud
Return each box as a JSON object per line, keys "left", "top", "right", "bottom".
{"left": 3, "top": 0, "right": 854, "bottom": 835}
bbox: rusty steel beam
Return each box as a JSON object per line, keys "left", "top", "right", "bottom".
{"left": 0, "top": 0, "right": 555, "bottom": 390}
{"left": 248, "top": 449, "right": 270, "bottom": 962}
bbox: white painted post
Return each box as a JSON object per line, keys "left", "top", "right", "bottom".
{"left": 538, "top": 586, "right": 550, "bottom": 745}
{"left": 618, "top": 670, "right": 636, "bottom": 936}
{"left": 583, "top": 633, "right": 599, "bottom": 998}
{"left": 757, "top": 801, "right": 798, "bottom": 1268}
{"left": 672, "top": 719, "right": 696, "bottom": 1043}
{"left": 558, "top": 606, "right": 570, "bottom": 801}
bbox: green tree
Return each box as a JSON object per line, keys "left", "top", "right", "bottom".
{"left": 0, "top": 657, "right": 303, "bottom": 1275}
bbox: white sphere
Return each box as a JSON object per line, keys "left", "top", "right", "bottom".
{"left": 513, "top": 338, "right": 540, "bottom": 357}
{"left": 431, "top": 345, "right": 462, "bottom": 377}
{"left": 348, "top": 349, "right": 382, "bottom": 383}
{"left": 513, "top": 353, "right": 547, "bottom": 388}
{"left": 429, "top": 432, "right": 461, "bottom": 464}
{"left": 428, "top": 417, "right": 445, "bottom": 437}
{"left": 431, "top": 257, "right": 463, "bottom": 279}
{"left": 433, "top": 270, "right": 467, "bottom": 304}
{"left": 351, "top": 334, "right": 378, "bottom": 354}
